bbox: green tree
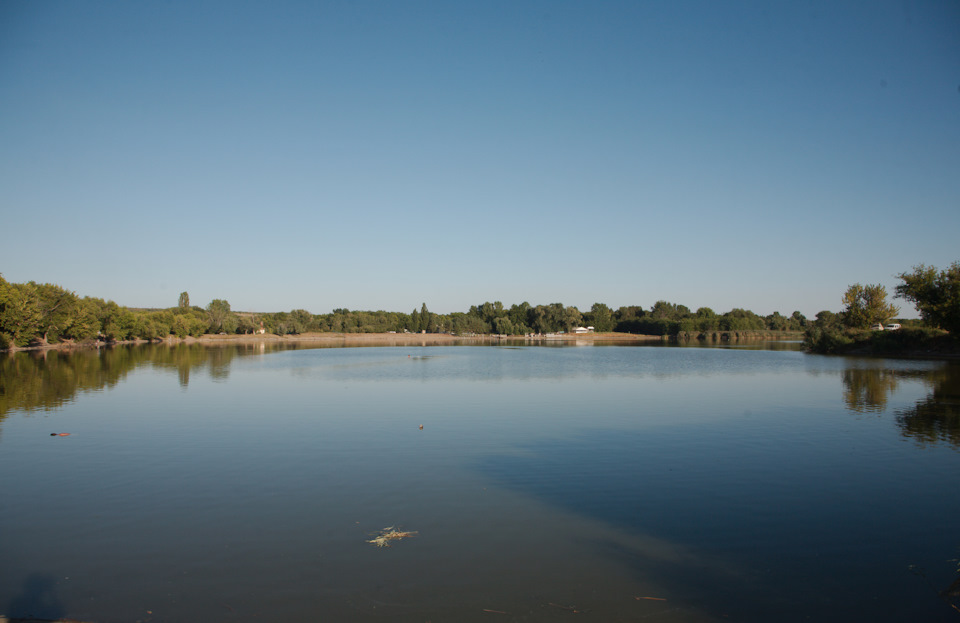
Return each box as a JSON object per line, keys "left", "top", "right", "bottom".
{"left": 841, "top": 283, "right": 899, "bottom": 329}
{"left": 649, "top": 300, "right": 690, "bottom": 320}
{"left": 172, "top": 314, "right": 191, "bottom": 338}
{"left": 102, "top": 307, "right": 138, "bottom": 341}
{"left": 895, "top": 262, "right": 960, "bottom": 334}
{"left": 588, "top": 303, "right": 614, "bottom": 332}
{"left": 719, "top": 308, "right": 765, "bottom": 331}
{"left": 32, "top": 282, "right": 79, "bottom": 343}
{"left": 508, "top": 302, "right": 532, "bottom": 334}
{"left": 562, "top": 306, "right": 583, "bottom": 332}
{"left": 765, "top": 311, "right": 789, "bottom": 331}
{"left": 236, "top": 314, "right": 258, "bottom": 334}
{"left": 206, "top": 299, "right": 234, "bottom": 334}
{"left": 178, "top": 291, "right": 190, "bottom": 309}
{"left": 789, "top": 311, "right": 808, "bottom": 331}
{"left": 449, "top": 312, "right": 487, "bottom": 335}
{"left": 803, "top": 310, "right": 852, "bottom": 353}
{"left": 529, "top": 305, "right": 548, "bottom": 334}
{"left": 287, "top": 309, "right": 313, "bottom": 334}
{"left": 67, "top": 297, "right": 102, "bottom": 341}
{"left": 493, "top": 316, "right": 515, "bottom": 335}
{"left": 0, "top": 278, "right": 42, "bottom": 346}
{"left": 419, "top": 303, "right": 432, "bottom": 333}
{"left": 143, "top": 310, "right": 174, "bottom": 340}
{"left": 537, "top": 303, "right": 568, "bottom": 333}
{"left": 695, "top": 307, "right": 719, "bottom": 331}
{"left": 329, "top": 309, "right": 349, "bottom": 333}
{"left": 614, "top": 306, "right": 646, "bottom": 333}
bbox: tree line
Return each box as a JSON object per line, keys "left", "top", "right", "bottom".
{"left": 7, "top": 260, "right": 954, "bottom": 350}
{"left": 1, "top": 275, "right": 819, "bottom": 349}
{"left": 804, "top": 261, "right": 960, "bottom": 352}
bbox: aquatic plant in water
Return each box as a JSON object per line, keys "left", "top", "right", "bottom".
{"left": 367, "top": 526, "right": 418, "bottom": 548}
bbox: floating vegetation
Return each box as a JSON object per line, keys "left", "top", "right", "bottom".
{"left": 367, "top": 526, "right": 418, "bottom": 548}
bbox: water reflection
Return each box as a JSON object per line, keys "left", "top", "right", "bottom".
{"left": 2, "top": 343, "right": 959, "bottom": 622}
{"left": 5, "top": 345, "right": 960, "bottom": 453}
{"left": 0, "top": 349, "right": 123, "bottom": 424}
{"left": 0, "top": 343, "right": 284, "bottom": 422}
{"left": 837, "top": 363, "right": 960, "bottom": 448}
{"left": 896, "top": 365, "right": 960, "bottom": 447}
{"left": 842, "top": 367, "right": 904, "bottom": 413}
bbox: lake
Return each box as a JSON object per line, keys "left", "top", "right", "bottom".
{"left": 1, "top": 342, "right": 959, "bottom": 622}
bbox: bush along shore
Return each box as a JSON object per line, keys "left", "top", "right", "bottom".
{"left": 803, "top": 326, "right": 959, "bottom": 359}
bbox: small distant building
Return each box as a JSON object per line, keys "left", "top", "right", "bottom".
{"left": 573, "top": 326, "right": 595, "bottom": 334}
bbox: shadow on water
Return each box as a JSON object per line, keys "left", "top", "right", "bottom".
{"left": 473, "top": 361, "right": 960, "bottom": 621}
{"left": 5, "top": 573, "right": 64, "bottom": 621}
{"left": 474, "top": 427, "right": 807, "bottom": 616}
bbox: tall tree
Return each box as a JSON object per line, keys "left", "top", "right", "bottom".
{"left": 896, "top": 262, "right": 960, "bottom": 334}
{"left": 206, "top": 299, "right": 234, "bottom": 334}
{"left": 588, "top": 303, "right": 614, "bottom": 332}
{"left": 842, "top": 284, "right": 899, "bottom": 329}
{"left": 178, "top": 291, "right": 190, "bottom": 309}
{"left": 508, "top": 302, "right": 532, "bottom": 333}
{"left": 561, "top": 306, "right": 583, "bottom": 332}
{"left": 419, "top": 303, "right": 432, "bottom": 333}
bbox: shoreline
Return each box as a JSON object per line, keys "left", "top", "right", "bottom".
{"left": 2, "top": 331, "right": 664, "bottom": 353}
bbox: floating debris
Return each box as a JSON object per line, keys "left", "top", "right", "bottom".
{"left": 548, "top": 602, "right": 581, "bottom": 613}
{"left": 367, "top": 526, "right": 418, "bottom": 548}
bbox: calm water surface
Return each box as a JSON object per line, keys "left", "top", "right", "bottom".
{"left": 1, "top": 342, "right": 959, "bottom": 622}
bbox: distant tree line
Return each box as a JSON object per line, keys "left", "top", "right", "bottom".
{"left": 2, "top": 275, "right": 820, "bottom": 350}
{"left": 267, "top": 301, "right": 809, "bottom": 337}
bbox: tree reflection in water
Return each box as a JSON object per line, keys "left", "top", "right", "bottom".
{"left": 0, "top": 343, "right": 283, "bottom": 425}
{"left": 842, "top": 367, "right": 903, "bottom": 413}
{"left": 896, "top": 364, "right": 960, "bottom": 447}
{"left": 840, "top": 363, "right": 960, "bottom": 448}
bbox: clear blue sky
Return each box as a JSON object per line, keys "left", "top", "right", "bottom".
{"left": 2, "top": 1, "right": 958, "bottom": 317}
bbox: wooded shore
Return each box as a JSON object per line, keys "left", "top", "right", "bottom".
{"left": 1, "top": 331, "right": 668, "bottom": 353}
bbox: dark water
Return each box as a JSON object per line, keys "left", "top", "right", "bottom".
{"left": 1, "top": 342, "right": 959, "bottom": 622}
